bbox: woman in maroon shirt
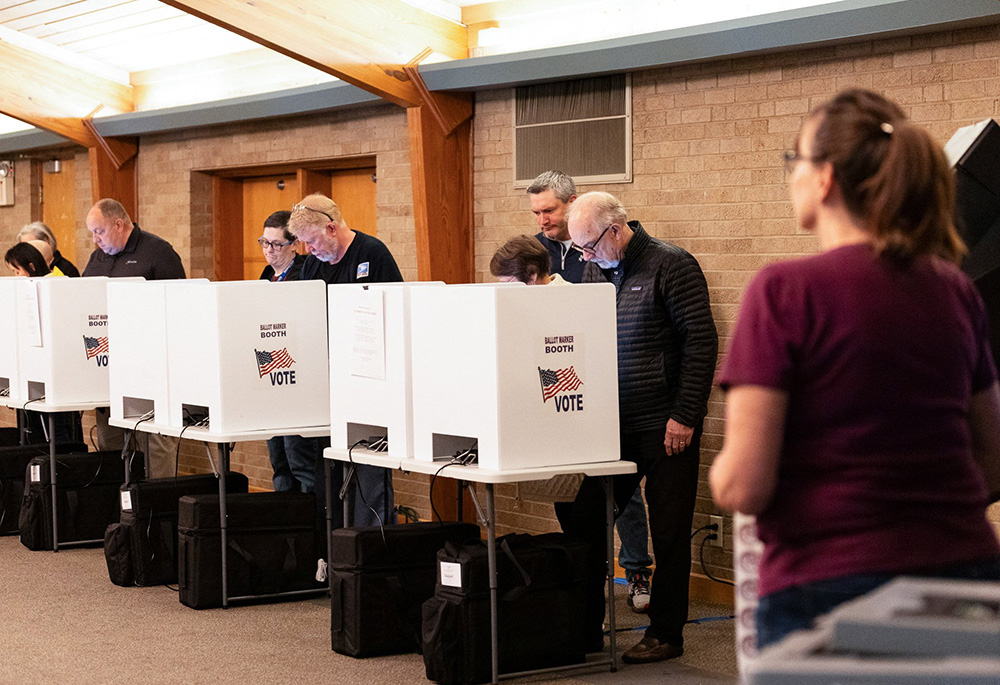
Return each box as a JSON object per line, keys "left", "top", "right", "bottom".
{"left": 710, "top": 89, "right": 1000, "bottom": 648}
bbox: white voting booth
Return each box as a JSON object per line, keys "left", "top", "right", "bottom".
{"left": 0, "top": 277, "right": 26, "bottom": 402}
{"left": 409, "top": 282, "right": 620, "bottom": 470}
{"left": 163, "top": 280, "right": 329, "bottom": 433}
{"left": 327, "top": 282, "right": 442, "bottom": 457}
{"left": 15, "top": 276, "right": 124, "bottom": 405}
{"left": 107, "top": 279, "right": 203, "bottom": 425}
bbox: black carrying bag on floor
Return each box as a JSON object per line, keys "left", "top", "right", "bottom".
{"left": 329, "top": 521, "right": 480, "bottom": 658}
{"left": 18, "top": 450, "right": 141, "bottom": 551}
{"left": 421, "top": 532, "right": 590, "bottom": 684}
{"left": 104, "top": 472, "right": 250, "bottom": 587}
{"left": 0, "top": 439, "right": 87, "bottom": 535}
{"left": 177, "top": 491, "right": 323, "bottom": 609}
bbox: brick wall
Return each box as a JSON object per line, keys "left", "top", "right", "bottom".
{"left": 472, "top": 23, "right": 1000, "bottom": 579}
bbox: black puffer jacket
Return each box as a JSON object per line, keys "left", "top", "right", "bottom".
{"left": 583, "top": 221, "right": 718, "bottom": 431}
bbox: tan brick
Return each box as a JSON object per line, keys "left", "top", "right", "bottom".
{"left": 954, "top": 60, "right": 999, "bottom": 80}
{"left": 911, "top": 64, "right": 954, "bottom": 84}
{"left": 682, "top": 106, "right": 713, "bottom": 123}
{"left": 893, "top": 49, "right": 932, "bottom": 67}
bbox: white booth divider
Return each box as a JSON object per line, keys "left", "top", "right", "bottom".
{"left": 0, "top": 277, "right": 26, "bottom": 403}
{"left": 164, "top": 280, "right": 329, "bottom": 433}
{"left": 15, "top": 276, "right": 126, "bottom": 405}
{"left": 409, "top": 282, "right": 620, "bottom": 470}
{"left": 327, "top": 282, "right": 443, "bottom": 457}
{"left": 108, "top": 279, "right": 204, "bottom": 425}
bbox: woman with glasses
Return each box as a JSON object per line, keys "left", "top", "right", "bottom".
{"left": 711, "top": 89, "right": 1000, "bottom": 648}
{"left": 258, "top": 210, "right": 304, "bottom": 282}
{"left": 256, "top": 210, "right": 316, "bottom": 494}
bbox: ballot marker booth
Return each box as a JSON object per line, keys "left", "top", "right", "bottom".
{"left": 15, "top": 276, "right": 126, "bottom": 406}
{"left": 0, "top": 277, "right": 26, "bottom": 403}
{"left": 408, "top": 282, "right": 620, "bottom": 469}
{"left": 107, "top": 279, "right": 200, "bottom": 426}
{"left": 327, "top": 282, "right": 443, "bottom": 458}
{"left": 158, "top": 280, "right": 330, "bottom": 433}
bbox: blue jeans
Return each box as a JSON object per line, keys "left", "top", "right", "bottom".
{"left": 757, "top": 555, "right": 1000, "bottom": 648}
{"left": 616, "top": 484, "right": 652, "bottom": 578}
{"left": 266, "top": 435, "right": 319, "bottom": 492}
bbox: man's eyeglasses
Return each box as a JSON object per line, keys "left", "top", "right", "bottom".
{"left": 292, "top": 203, "right": 335, "bottom": 223}
{"left": 571, "top": 224, "right": 614, "bottom": 255}
{"left": 257, "top": 237, "right": 294, "bottom": 250}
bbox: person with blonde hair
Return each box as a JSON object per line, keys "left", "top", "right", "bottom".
{"left": 288, "top": 193, "right": 402, "bottom": 532}
{"left": 711, "top": 89, "right": 1000, "bottom": 648}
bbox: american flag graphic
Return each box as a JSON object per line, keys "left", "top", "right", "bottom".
{"left": 83, "top": 336, "right": 109, "bottom": 359}
{"left": 255, "top": 348, "right": 295, "bottom": 377}
{"left": 538, "top": 366, "right": 583, "bottom": 402}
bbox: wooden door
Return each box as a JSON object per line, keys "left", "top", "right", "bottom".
{"left": 241, "top": 174, "right": 299, "bottom": 281}
{"left": 330, "top": 168, "right": 377, "bottom": 236}
{"left": 41, "top": 158, "right": 76, "bottom": 268}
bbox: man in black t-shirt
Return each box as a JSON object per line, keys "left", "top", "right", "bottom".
{"left": 83, "top": 198, "right": 185, "bottom": 478}
{"left": 83, "top": 199, "right": 185, "bottom": 280}
{"left": 289, "top": 193, "right": 403, "bottom": 532}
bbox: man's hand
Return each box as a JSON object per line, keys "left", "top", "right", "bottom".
{"left": 664, "top": 419, "right": 694, "bottom": 455}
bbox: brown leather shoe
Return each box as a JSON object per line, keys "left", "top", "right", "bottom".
{"left": 622, "top": 637, "right": 683, "bottom": 663}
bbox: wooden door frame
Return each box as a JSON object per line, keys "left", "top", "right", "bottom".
{"left": 205, "top": 155, "right": 376, "bottom": 281}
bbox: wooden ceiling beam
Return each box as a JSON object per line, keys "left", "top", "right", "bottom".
{"left": 160, "top": 0, "right": 468, "bottom": 108}
{"left": 0, "top": 39, "right": 133, "bottom": 147}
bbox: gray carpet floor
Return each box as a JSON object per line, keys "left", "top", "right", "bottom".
{"left": 0, "top": 536, "right": 737, "bottom": 684}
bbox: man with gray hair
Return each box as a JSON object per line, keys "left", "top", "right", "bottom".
{"left": 18, "top": 221, "right": 79, "bottom": 276}
{"left": 530, "top": 171, "right": 655, "bottom": 614}
{"left": 526, "top": 170, "right": 587, "bottom": 283}
{"left": 565, "top": 191, "right": 718, "bottom": 663}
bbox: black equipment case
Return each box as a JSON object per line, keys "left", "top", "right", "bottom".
{"left": 421, "top": 533, "right": 590, "bottom": 684}
{"left": 0, "top": 437, "right": 87, "bottom": 535}
{"left": 329, "top": 521, "right": 480, "bottom": 657}
{"left": 18, "top": 450, "right": 139, "bottom": 550}
{"left": 104, "top": 472, "right": 250, "bottom": 587}
{"left": 177, "top": 491, "right": 323, "bottom": 609}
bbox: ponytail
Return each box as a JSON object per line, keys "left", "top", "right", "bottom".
{"left": 864, "top": 122, "right": 965, "bottom": 263}
{"left": 810, "top": 89, "right": 966, "bottom": 264}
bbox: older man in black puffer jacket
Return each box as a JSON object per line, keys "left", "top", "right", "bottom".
{"left": 561, "top": 191, "right": 718, "bottom": 663}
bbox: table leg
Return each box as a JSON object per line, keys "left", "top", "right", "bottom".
{"left": 218, "top": 443, "right": 230, "bottom": 609}
{"left": 325, "top": 457, "right": 333, "bottom": 595}
{"left": 486, "top": 482, "right": 499, "bottom": 685}
{"left": 48, "top": 414, "right": 58, "bottom": 552}
{"left": 122, "top": 429, "right": 134, "bottom": 486}
{"left": 604, "top": 475, "right": 617, "bottom": 671}
{"left": 341, "top": 462, "right": 351, "bottom": 527}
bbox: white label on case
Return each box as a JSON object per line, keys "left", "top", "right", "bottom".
{"left": 120, "top": 490, "right": 132, "bottom": 512}
{"left": 30, "top": 464, "right": 41, "bottom": 483}
{"left": 440, "top": 561, "right": 462, "bottom": 588}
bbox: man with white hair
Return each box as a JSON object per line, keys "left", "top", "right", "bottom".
{"left": 565, "top": 191, "right": 718, "bottom": 663}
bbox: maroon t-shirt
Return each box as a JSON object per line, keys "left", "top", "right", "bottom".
{"left": 719, "top": 243, "right": 1000, "bottom": 597}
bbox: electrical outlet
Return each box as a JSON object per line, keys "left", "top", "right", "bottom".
{"left": 709, "top": 515, "right": 724, "bottom": 548}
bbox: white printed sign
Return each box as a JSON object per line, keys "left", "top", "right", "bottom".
{"left": 440, "top": 561, "right": 462, "bottom": 588}
{"left": 350, "top": 289, "right": 386, "bottom": 380}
